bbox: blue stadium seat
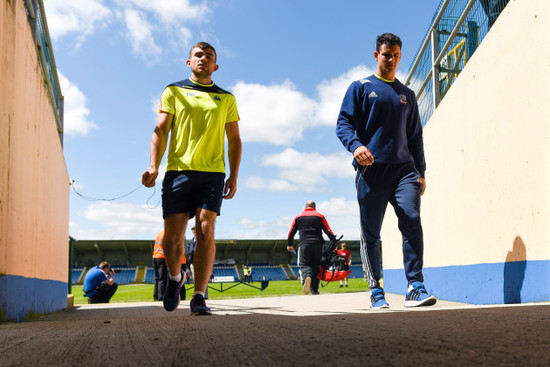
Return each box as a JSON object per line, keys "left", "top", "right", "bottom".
{"left": 71, "top": 268, "right": 83, "bottom": 284}
{"left": 212, "top": 265, "right": 237, "bottom": 279}
{"left": 111, "top": 267, "right": 136, "bottom": 285}
{"left": 247, "top": 265, "right": 287, "bottom": 281}
{"left": 144, "top": 268, "right": 155, "bottom": 284}
{"left": 348, "top": 264, "right": 365, "bottom": 279}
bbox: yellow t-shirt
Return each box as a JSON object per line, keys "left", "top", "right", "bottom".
{"left": 159, "top": 78, "right": 239, "bottom": 173}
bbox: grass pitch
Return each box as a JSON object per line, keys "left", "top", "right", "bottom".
{"left": 71, "top": 278, "right": 370, "bottom": 305}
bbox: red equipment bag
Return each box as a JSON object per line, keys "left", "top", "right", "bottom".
{"left": 316, "top": 235, "right": 350, "bottom": 283}
{"left": 317, "top": 267, "right": 351, "bottom": 282}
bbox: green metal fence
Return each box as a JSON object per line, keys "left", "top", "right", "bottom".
{"left": 22, "top": 0, "right": 64, "bottom": 145}
{"left": 405, "top": 0, "right": 510, "bottom": 126}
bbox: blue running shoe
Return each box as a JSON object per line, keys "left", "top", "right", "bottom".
{"left": 370, "top": 287, "right": 390, "bottom": 309}
{"left": 190, "top": 294, "right": 212, "bottom": 316}
{"left": 404, "top": 282, "right": 437, "bottom": 307}
{"left": 163, "top": 271, "right": 184, "bottom": 312}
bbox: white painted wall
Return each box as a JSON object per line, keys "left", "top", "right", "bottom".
{"left": 382, "top": 0, "right": 550, "bottom": 271}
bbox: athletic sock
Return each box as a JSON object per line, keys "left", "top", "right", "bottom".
{"left": 169, "top": 272, "right": 182, "bottom": 283}
{"left": 193, "top": 291, "right": 205, "bottom": 298}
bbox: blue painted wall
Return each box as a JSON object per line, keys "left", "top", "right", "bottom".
{"left": 383, "top": 260, "right": 550, "bottom": 305}
{"left": 0, "top": 275, "right": 68, "bottom": 322}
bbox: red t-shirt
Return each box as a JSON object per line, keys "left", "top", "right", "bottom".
{"left": 337, "top": 249, "right": 351, "bottom": 264}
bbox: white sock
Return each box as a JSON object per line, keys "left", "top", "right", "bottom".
{"left": 193, "top": 291, "right": 205, "bottom": 297}
{"left": 169, "top": 272, "right": 182, "bottom": 283}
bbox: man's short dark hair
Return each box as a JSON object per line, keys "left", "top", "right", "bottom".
{"left": 376, "top": 33, "right": 402, "bottom": 51}
{"left": 189, "top": 42, "right": 217, "bottom": 61}
{"left": 99, "top": 261, "right": 110, "bottom": 270}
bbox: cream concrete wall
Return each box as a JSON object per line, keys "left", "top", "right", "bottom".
{"left": 383, "top": 0, "right": 550, "bottom": 270}
{"left": 0, "top": 0, "right": 69, "bottom": 282}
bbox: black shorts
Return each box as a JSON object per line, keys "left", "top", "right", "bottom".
{"left": 162, "top": 171, "right": 225, "bottom": 219}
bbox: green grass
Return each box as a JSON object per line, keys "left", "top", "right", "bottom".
{"left": 71, "top": 278, "right": 370, "bottom": 305}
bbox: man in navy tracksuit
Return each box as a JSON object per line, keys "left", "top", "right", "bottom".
{"left": 336, "top": 33, "right": 436, "bottom": 309}
{"left": 287, "top": 201, "right": 335, "bottom": 295}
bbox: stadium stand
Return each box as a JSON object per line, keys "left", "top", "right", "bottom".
{"left": 112, "top": 267, "right": 138, "bottom": 285}
{"left": 71, "top": 268, "right": 84, "bottom": 284}
{"left": 144, "top": 268, "right": 155, "bottom": 284}
{"left": 212, "top": 265, "right": 238, "bottom": 280}
{"left": 248, "top": 265, "right": 287, "bottom": 281}
{"left": 70, "top": 238, "right": 362, "bottom": 284}
{"left": 348, "top": 265, "right": 365, "bottom": 279}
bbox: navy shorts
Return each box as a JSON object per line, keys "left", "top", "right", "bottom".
{"left": 162, "top": 171, "right": 225, "bottom": 219}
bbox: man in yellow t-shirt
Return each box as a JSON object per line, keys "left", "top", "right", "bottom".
{"left": 143, "top": 42, "right": 242, "bottom": 316}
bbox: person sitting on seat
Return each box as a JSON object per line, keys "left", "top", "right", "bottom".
{"left": 83, "top": 261, "right": 118, "bottom": 304}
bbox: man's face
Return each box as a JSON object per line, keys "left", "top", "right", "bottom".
{"left": 187, "top": 47, "right": 218, "bottom": 77}
{"left": 374, "top": 44, "right": 401, "bottom": 79}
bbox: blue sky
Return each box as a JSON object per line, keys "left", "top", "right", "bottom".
{"left": 44, "top": 0, "right": 440, "bottom": 241}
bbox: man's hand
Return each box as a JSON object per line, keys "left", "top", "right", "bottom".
{"left": 353, "top": 146, "right": 374, "bottom": 166}
{"left": 419, "top": 177, "right": 426, "bottom": 196}
{"left": 287, "top": 245, "right": 294, "bottom": 253}
{"left": 142, "top": 168, "right": 158, "bottom": 188}
{"left": 223, "top": 175, "right": 238, "bottom": 199}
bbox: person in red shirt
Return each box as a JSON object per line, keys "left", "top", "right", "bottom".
{"left": 337, "top": 242, "right": 352, "bottom": 287}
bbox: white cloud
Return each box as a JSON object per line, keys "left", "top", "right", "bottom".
{"left": 315, "top": 65, "right": 375, "bottom": 125}
{"left": 245, "top": 148, "right": 354, "bottom": 192}
{"left": 125, "top": 0, "right": 210, "bottom": 23}
{"left": 75, "top": 202, "right": 163, "bottom": 239}
{"left": 150, "top": 95, "right": 161, "bottom": 116}
{"left": 234, "top": 217, "right": 292, "bottom": 239}
{"left": 233, "top": 65, "right": 377, "bottom": 146}
{"left": 233, "top": 80, "right": 317, "bottom": 146}
{"left": 123, "top": 9, "right": 162, "bottom": 57}
{"left": 46, "top": 0, "right": 209, "bottom": 58}
{"left": 233, "top": 210, "right": 360, "bottom": 240}
{"left": 118, "top": 0, "right": 209, "bottom": 57}
{"left": 44, "top": 0, "right": 112, "bottom": 45}
{"left": 58, "top": 72, "right": 98, "bottom": 135}
{"left": 244, "top": 176, "right": 298, "bottom": 192}
{"left": 316, "top": 197, "right": 359, "bottom": 217}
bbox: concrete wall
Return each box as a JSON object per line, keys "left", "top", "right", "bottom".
{"left": 0, "top": 0, "right": 70, "bottom": 321}
{"left": 382, "top": 0, "right": 550, "bottom": 304}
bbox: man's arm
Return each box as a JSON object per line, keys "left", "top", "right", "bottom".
{"left": 142, "top": 112, "right": 173, "bottom": 187}
{"left": 320, "top": 215, "right": 336, "bottom": 241}
{"left": 287, "top": 217, "right": 299, "bottom": 252}
{"left": 224, "top": 121, "right": 242, "bottom": 199}
{"left": 336, "top": 82, "right": 374, "bottom": 166}
{"left": 406, "top": 93, "right": 426, "bottom": 195}
{"left": 105, "top": 269, "right": 114, "bottom": 286}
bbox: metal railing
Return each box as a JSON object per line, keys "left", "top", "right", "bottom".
{"left": 405, "top": 0, "right": 510, "bottom": 126}
{"left": 22, "top": 0, "right": 64, "bottom": 145}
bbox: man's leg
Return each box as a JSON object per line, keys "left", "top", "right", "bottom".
{"left": 298, "top": 243, "right": 314, "bottom": 294}
{"left": 162, "top": 213, "right": 189, "bottom": 311}
{"left": 356, "top": 167, "right": 391, "bottom": 290}
{"left": 91, "top": 283, "right": 118, "bottom": 303}
{"left": 163, "top": 213, "right": 189, "bottom": 278}
{"left": 391, "top": 165, "right": 436, "bottom": 307}
{"left": 390, "top": 166, "right": 424, "bottom": 285}
{"left": 192, "top": 208, "right": 217, "bottom": 294}
{"left": 310, "top": 244, "right": 322, "bottom": 293}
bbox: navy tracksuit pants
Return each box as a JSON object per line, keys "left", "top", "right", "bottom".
{"left": 355, "top": 162, "right": 425, "bottom": 289}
